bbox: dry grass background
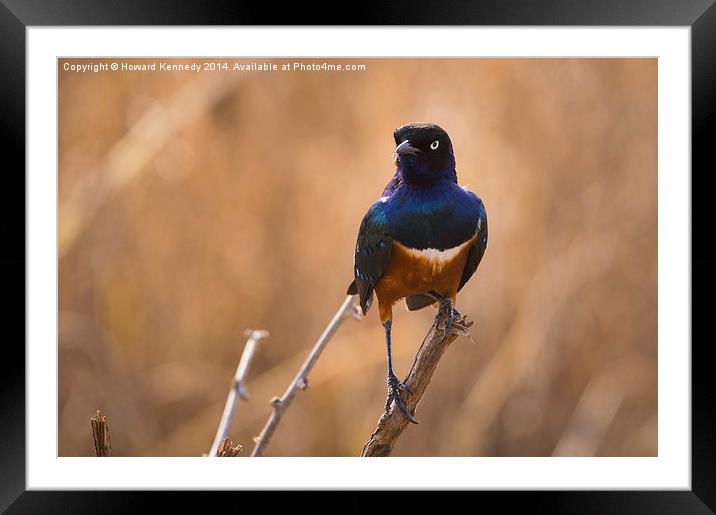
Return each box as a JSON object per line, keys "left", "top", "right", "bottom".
{"left": 58, "top": 58, "right": 657, "bottom": 457}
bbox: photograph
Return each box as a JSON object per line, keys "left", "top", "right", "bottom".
{"left": 2, "top": 0, "right": 708, "bottom": 506}
{"left": 57, "top": 56, "right": 658, "bottom": 458}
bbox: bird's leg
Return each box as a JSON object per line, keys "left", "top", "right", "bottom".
{"left": 383, "top": 320, "right": 417, "bottom": 424}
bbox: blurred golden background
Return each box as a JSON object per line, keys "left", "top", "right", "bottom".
{"left": 58, "top": 58, "right": 657, "bottom": 457}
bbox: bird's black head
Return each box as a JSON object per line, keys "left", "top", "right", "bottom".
{"left": 393, "top": 122, "right": 456, "bottom": 183}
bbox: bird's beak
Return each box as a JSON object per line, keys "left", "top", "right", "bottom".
{"left": 395, "top": 140, "right": 421, "bottom": 156}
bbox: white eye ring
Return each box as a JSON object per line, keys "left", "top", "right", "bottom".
{"left": 430, "top": 140, "right": 439, "bottom": 150}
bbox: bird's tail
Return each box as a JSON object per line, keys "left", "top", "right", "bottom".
{"left": 347, "top": 280, "right": 373, "bottom": 315}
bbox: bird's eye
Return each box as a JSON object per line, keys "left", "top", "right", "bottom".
{"left": 430, "top": 140, "right": 439, "bottom": 150}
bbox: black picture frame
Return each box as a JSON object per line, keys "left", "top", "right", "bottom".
{"left": 1, "top": 0, "right": 711, "bottom": 511}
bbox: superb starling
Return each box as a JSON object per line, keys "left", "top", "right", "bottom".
{"left": 347, "top": 122, "right": 488, "bottom": 423}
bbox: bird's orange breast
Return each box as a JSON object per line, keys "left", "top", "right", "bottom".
{"left": 375, "top": 237, "right": 474, "bottom": 321}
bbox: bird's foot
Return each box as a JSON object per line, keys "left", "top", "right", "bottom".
{"left": 385, "top": 372, "right": 417, "bottom": 424}
{"left": 437, "top": 299, "right": 469, "bottom": 341}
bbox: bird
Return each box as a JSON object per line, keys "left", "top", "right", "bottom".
{"left": 347, "top": 122, "right": 488, "bottom": 424}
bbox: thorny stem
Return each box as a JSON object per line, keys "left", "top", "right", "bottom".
{"left": 251, "top": 295, "right": 361, "bottom": 457}
{"left": 209, "top": 329, "right": 269, "bottom": 457}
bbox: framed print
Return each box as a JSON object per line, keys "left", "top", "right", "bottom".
{"left": 2, "top": 0, "right": 712, "bottom": 511}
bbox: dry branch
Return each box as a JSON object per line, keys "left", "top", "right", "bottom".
{"left": 209, "top": 329, "right": 269, "bottom": 457}
{"left": 90, "top": 410, "right": 112, "bottom": 457}
{"left": 216, "top": 437, "right": 243, "bottom": 457}
{"left": 59, "top": 72, "right": 243, "bottom": 259}
{"left": 552, "top": 365, "right": 627, "bottom": 456}
{"left": 251, "top": 295, "right": 361, "bottom": 457}
{"left": 361, "top": 314, "right": 473, "bottom": 457}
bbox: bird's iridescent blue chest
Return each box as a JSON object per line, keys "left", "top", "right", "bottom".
{"left": 384, "top": 181, "right": 480, "bottom": 251}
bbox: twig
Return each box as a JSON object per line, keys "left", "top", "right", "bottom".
{"left": 209, "top": 329, "right": 269, "bottom": 457}
{"left": 251, "top": 295, "right": 361, "bottom": 457}
{"left": 361, "top": 314, "right": 473, "bottom": 457}
{"left": 90, "top": 409, "right": 112, "bottom": 457}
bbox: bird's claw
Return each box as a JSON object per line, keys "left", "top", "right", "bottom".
{"left": 438, "top": 300, "right": 467, "bottom": 342}
{"left": 386, "top": 372, "right": 417, "bottom": 424}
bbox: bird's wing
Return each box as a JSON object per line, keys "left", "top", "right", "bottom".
{"left": 346, "top": 201, "right": 393, "bottom": 315}
{"left": 458, "top": 200, "right": 488, "bottom": 292}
